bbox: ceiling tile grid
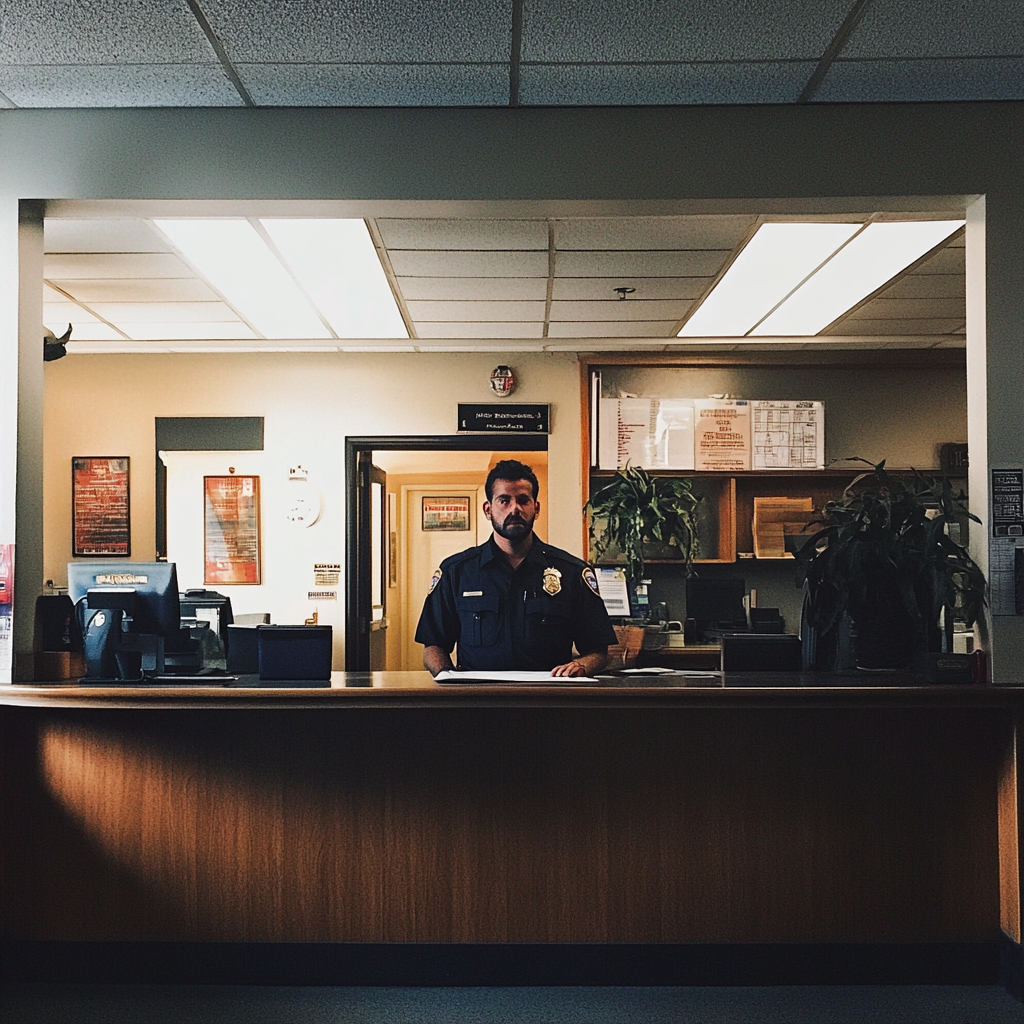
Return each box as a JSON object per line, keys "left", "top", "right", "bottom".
{"left": 235, "top": 63, "right": 508, "bottom": 107}
{"left": 520, "top": 0, "right": 852, "bottom": 62}
{"left": 199, "top": 0, "right": 511, "bottom": 63}
{"left": 815, "top": 57, "right": 1024, "bottom": 103}
{"left": 41, "top": 212, "right": 968, "bottom": 350}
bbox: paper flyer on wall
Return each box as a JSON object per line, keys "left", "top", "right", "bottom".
{"left": 598, "top": 398, "right": 695, "bottom": 470}
{"left": 0, "top": 543, "right": 12, "bottom": 682}
{"left": 693, "top": 400, "right": 751, "bottom": 472}
{"left": 751, "top": 400, "right": 825, "bottom": 470}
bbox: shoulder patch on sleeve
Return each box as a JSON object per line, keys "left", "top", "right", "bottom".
{"left": 582, "top": 566, "right": 600, "bottom": 596}
{"left": 428, "top": 568, "right": 443, "bottom": 594}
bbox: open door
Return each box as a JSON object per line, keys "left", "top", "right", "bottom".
{"left": 350, "top": 454, "right": 388, "bottom": 670}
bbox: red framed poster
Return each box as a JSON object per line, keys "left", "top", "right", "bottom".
{"left": 204, "top": 475, "right": 261, "bottom": 585}
{"left": 72, "top": 457, "right": 131, "bottom": 557}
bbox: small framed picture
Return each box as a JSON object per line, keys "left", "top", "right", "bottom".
{"left": 72, "top": 457, "right": 131, "bottom": 557}
{"left": 204, "top": 475, "right": 262, "bottom": 585}
{"left": 422, "top": 496, "right": 471, "bottom": 532}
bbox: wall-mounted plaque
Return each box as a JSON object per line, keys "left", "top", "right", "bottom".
{"left": 458, "top": 404, "right": 549, "bottom": 433}
{"left": 72, "top": 457, "right": 131, "bottom": 557}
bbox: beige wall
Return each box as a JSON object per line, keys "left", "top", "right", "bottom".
{"left": 43, "top": 351, "right": 576, "bottom": 664}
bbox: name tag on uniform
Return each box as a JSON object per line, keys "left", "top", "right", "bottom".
{"left": 462, "top": 590, "right": 484, "bottom": 597}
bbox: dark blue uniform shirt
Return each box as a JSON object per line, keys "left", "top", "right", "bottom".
{"left": 415, "top": 536, "right": 617, "bottom": 671}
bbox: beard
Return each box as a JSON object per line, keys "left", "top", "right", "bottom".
{"left": 492, "top": 514, "right": 533, "bottom": 542}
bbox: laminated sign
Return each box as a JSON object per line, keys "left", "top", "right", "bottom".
{"left": 693, "top": 400, "right": 751, "bottom": 472}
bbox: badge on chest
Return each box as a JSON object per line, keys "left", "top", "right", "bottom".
{"left": 542, "top": 567, "right": 562, "bottom": 595}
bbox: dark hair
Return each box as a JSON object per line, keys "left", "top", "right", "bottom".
{"left": 485, "top": 459, "right": 539, "bottom": 501}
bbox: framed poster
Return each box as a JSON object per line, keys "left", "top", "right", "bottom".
{"left": 204, "top": 475, "right": 261, "bottom": 585}
{"left": 422, "top": 496, "right": 471, "bottom": 532}
{"left": 72, "top": 457, "right": 131, "bottom": 557}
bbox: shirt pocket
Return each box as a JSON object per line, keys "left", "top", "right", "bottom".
{"left": 524, "top": 596, "right": 572, "bottom": 647}
{"left": 458, "top": 593, "right": 501, "bottom": 647}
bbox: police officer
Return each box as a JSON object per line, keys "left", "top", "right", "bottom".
{"left": 416, "top": 459, "right": 616, "bottom": 677}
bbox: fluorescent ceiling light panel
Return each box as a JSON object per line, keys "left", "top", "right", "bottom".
{"left": 752, "top": 220, "right": 964, "bottom": 336}
{"left": 152, "top": 220, "right": 331, "bottom": 339}
{"left": 260, "top": 219, "right": 408, "bottom": 339}
{"left": 678, "top": 223, "right": 861, "bottom": 337}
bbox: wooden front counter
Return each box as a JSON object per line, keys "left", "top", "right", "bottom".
{"left": 2, "top": 673, "right": 1023, "bottom": 948}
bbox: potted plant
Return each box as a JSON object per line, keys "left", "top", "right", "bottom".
{"left": 796, "top": 458, "right": 986, "bottom": 670}
{"left": 584, "top": 465, "right": 702, "bottom": 582}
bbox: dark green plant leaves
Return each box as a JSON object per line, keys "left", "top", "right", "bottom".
{"left": 584, "top": 464, "right": 702, "bottom": 581}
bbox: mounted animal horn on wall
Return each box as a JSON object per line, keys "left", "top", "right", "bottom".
{"left": 43, "top": 323, "right": 72, "bottom": 362}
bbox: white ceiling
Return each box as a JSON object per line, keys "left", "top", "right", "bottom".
{"left": 1, "top": 0, "right": 1021, "bottom": 108}
{"left": 42, "top": 211, "right": 967, "bottom": 354}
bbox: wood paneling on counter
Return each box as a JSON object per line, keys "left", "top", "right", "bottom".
{"left": 1, "top": 705, "right": 1005, "bottom": 945}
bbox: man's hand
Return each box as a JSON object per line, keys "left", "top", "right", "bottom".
{"left": 423, "top": 645, "right": 455, "bottom": 677}
{"left": 551, "top": 650, "right": 608, "bottom": 677}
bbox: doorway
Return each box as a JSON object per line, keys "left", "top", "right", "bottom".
{"left": 345, "top": 435, "right": 547, "bottom": 671}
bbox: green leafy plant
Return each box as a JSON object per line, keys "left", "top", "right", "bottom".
{"left": 796, "top": 458, "right": 985, "bottom": 666}
{"left": 584, "top": 465, "right": 701, "bottom": 581}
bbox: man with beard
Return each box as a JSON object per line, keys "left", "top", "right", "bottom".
{"left": 416, "top": 459, "right": 616, "bottom": 677}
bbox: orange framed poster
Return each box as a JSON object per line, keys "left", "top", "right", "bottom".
{"left": 204, "top": 475, "right": 261, "bottom": 585}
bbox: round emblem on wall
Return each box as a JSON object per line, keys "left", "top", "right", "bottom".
{"left": 489, "top": 365, "right": 517, "bottom": 398}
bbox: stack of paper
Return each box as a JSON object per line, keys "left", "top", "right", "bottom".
{"left": 753, "top": 497, "right": 813, "bottom": 559}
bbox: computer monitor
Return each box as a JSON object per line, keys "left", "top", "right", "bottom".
{"left": 68, "top": 561, "right": 187, "bottom": 678}
{"left": 685, "top": 578, "right": 747, "bottom": 639}
{"left": 68, "top": 561, "right": 181, "bottom": 635}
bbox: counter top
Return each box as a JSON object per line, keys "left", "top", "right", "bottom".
{"left": 3, "top": 670, "right": 1024, "bottom": 709}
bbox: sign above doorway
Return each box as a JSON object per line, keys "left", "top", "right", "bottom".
{"left": 457, "top": 404, "right": 550, "bottom": 433}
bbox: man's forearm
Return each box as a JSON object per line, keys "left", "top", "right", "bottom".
{"left": 550, "top": 648, "right": 609, "bottom": 677}
{"left": 423, "top": 645, "right": 455, "bottom": 676}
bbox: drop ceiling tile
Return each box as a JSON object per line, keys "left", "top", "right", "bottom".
{"left": 547, "top": 321, "right": 679, "bottom": 338}
{"left": 45, "top": 254, "right": 193, "bottom": 279}
{"left": 845, "top": 298, "right": 966, "bottom": 320}
{"left": 552, "top": 277, "right": 709, "bottom": 301}
{"left": 56, "top": 323, "right": 127, "bottom": 342}
{"left": 558, "top": 216, "right": 755, "bottom": 251}
{"left": 90, "top": 302, "right": 242, "bottom": 323}
{"left": 521, "top": 0, "right": 850, "bottom": 61}
{"left": 53, "top": 278, "right": 220, "bottom": 302}
{"left": 202, "top": 0, "right": 510, "bottom": 62}
{"left": 44, "top": 219, "right": 173, "bottom": 254}
{"left": 0, "top": 0, "right": 216, "bottom": 63}
{"left": 934, "top": 336, "right": 968, "bottom": 348}
{"left": 406, "top": 300, "right": 546, "bottom": 322}
{"left": 238, "top": 63, "right": 508, "bottom": 106}
{"left": 397, "top": 277, "right": 548, "bottom": 301}
{"left": 0, "top": 65, "right": 242, "bottom": 107}
{"left": 520, "top": 61, "right": 815, "bottom": 105}
{"left": 842, "top": 1, "right": 1024, "bottom": 58}
{"left": 549, "top": 299, "right": 692, "bottom": 322}
{"left": 909, "top": 248, "right": 965, "bottom": 274}
{"left": 379, "top": 219, "right": 548, "bottom": 251}
{"left": 882, "top": 274, "right": 965, "bottom": 299}
{"left": 388, "top": 251, "right": 549, "bottom": 277}
{"left": 124, "top": 322, "right": 258, "bottom": 341}
{"left": 415, "top": 322, "right": 545, "bottom": 339}
{"left": 557, "top": 251, "right": 727, "bottom": 277}
{"left": 814, "top": 58, "right": 1024, "bottom": 102}
{"left": 824, "top": 318, "right": 967, "bottom": 336}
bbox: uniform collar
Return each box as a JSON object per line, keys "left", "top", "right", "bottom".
{"left": 481, "top": 533, "right": 547, "bottom": 567}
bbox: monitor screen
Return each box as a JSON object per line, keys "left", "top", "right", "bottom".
{"left": 685, "top": 578, "right": 747, "bottom": 635}
{"left": 68, "top": 561, "right": 181, "bottom": 636}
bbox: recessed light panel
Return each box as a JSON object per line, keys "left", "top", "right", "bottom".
{"left": 751, "top": 220, "right": 964, "bottom": 336}
{"left": 152, "top": 220, "right": 331, "bottom": 339}
{"left": 261, "top": 219, "right": 408, "bottom": 339}
{"left": 678, "top": 223, "right": 861, "bottom": 337}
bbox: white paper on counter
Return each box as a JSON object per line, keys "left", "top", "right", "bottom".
{"left": 435, "top": 670, "right": 599, "bottom": 684}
